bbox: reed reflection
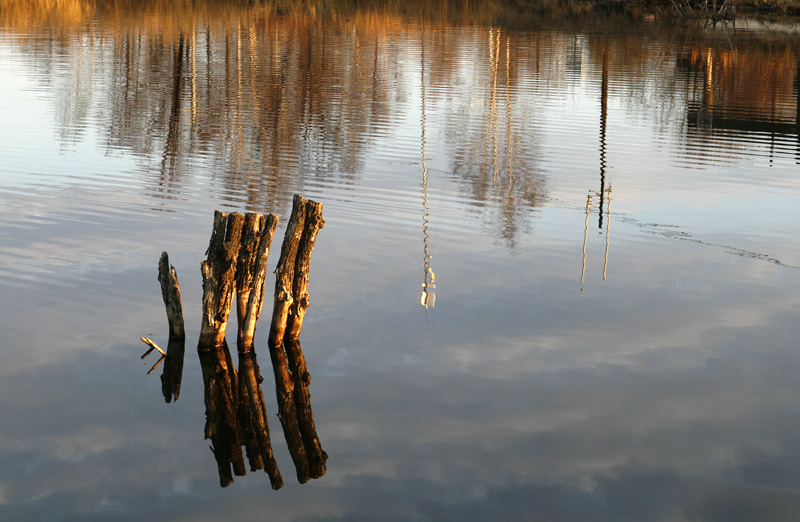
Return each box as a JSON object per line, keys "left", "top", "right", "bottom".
{"left": 580, "top": 48, "right": 612, "bottom": 290}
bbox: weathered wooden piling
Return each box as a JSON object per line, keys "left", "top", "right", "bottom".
{"left": 268, "top": 195, "right": 328, "bottom": 483}
{"left": 236, "top": 213, "right": 279, "bottom": 353}
{"left": 158, "top": 251, "right": 185, "bottom": 339}
{"left": 234, "top": 212, "right": 283, "bottom": 490}
{"left": 153, "top": 252, "right": 186, "bottom": 402}
{"left": 198, "top": 211, "right": 283, "bottom": 489}
{"left": 285, "top": 198, "right": 327, "bottom": 479}
{"left": 197, "top": 212, "right": 246, "bottom": 487}
{"left": 199, "top": 211, "right": 244, "bottom": 351}
{"left": 144, "top": 199, "right": 325, "bottom": 489}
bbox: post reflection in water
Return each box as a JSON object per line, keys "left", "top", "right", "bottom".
{"left": 796, "top": 57, "right": 800, "bottom": 163}
{"left": 160, "top": 336, "right": 186, "bottom": 402}
{"left": 198, "top": 341, "right": 285, "bottom": 489}
{"left": 581, "top": 192, "right": 591, "bottom": 288}
{"left": 598, "top": 45, "right": 608, "bottom": 231}
{"left": 419, "top": 28, "right": 435, "bottom": 310}
{"left": 581, "top": 45, "right": 613, "bottom": 289}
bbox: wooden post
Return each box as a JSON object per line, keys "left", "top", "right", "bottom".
{"left": 198, "top": 212, "right": 246, "bottom": 487}
{"left": 285, "top": 198, "right": 327, "bottom": 479}
{"left": 155, "top": 252, "right": 186, "bottom": 402}
{"left": 236, "top": 213, "right": 279, "bottom": 353}
{"left": 199, "top": 211, "right": 244, "bottom": 351}
{"left": 147, "top": 203, "right": 325, "bottom": 488}
{"left": 269, "top": 197, "right": 308, "bottom": 351}
{"left": 267, "top": 195, "right": 328, "bottom": 483}
{"left": 234, "top": 212, "right": 283, "bottom": 489}
{"left": 285, "top": 199, "right": 324, "bottom": 341}
{"left": 197, "top": 211, "right": 284, "bottom": 489}
{"left": 268, "top": 197, "right": 311, "bottom": 482}
{"left": 158, "top": 252, "right": 185, "bottom": 339}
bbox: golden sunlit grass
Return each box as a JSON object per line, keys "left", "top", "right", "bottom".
{"left": 1, "top": 0, "right": 798, "bottom": 33}
{"left": 0, "top": 0, "right": 513, "bottom": 38}
{"left": 740, "top": 0, "right": 800, "bottom": 13}
{"left": 0, "top": 0, "right": 95, "bottom": 30}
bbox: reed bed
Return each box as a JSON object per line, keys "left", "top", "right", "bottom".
{"left": 2, "top": 0, "right": 798, "bottom": 35}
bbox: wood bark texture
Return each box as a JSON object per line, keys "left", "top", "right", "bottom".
{"left": 158, "top": 251, "right": 185, "bottom": 339}
{"left": 267, "top": 195, "right": 328, "bottom": 482}
{"left": 154, "top": 203, "right": 324, "bottom": 489}
{"left": 196, "top": 211, "right": 284, "bottom": 489}
{"left": 199, "top": 211, "right": 244, "bottom": 351}
{"left": 236, "top": 213, "right": 279, "bottom": 353}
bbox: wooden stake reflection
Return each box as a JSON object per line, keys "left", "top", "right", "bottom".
{"left": 419, "top": 30, "right": 435, "bottom": 309}
{"left": 603, "top": 188, "right": 611, "bottom": 281}
{"left": 581, "top": 193, "right": 591, "bottom": 288}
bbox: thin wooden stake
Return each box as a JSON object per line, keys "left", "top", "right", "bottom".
{"left": 158, "top": 252, "right": 185, "bottom": 339}
{"left": 141, "top": 337, "right": 166, "bottom": 358}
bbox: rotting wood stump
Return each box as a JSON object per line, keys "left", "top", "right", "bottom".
{"left": 158, "top": 252, "right": 186, "bottom": 402}
{"left": 199, "top": 211, "right": 244, "bottom": 352}
{"left": 139, "top": 252, "right": 186, "bottom": 402}
{"left": 158, "top": 251, "right": 185, "bottom": 340}
{"left": 268, "top": 195, "right": 328, "bottom": 483}
{"left": 198, "top": 210, "right": 283, "bottom": 489}
{"left": 142, "top": 196, "right": 326, "bottom": 490}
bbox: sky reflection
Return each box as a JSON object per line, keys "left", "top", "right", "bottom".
{"left": 1, "top": 2, "right": 800, "bottom": 520}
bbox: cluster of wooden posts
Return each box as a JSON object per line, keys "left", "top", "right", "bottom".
{"left": 141, "top": 195, "right": 327, "bottom": 489}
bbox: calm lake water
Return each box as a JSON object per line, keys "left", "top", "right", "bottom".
{"left": 1, "top": 2, "right": 800, "bottom": 520}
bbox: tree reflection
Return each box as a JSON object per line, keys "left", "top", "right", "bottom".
{"left": 443, "top": 28, "right": 549, "bottom": 248}
{"left": 4, "top": 1, "right": 800, "bottom": 239}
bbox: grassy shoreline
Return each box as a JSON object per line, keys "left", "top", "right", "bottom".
{"left": 2, "top": 0, "right": 799, "bottom": 25}
{"left": 510, "top": 0, "right": 800, "bottom": 18}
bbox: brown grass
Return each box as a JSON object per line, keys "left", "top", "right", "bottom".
{"left": 0, "top": 0, "right": 95, "bottom": 30}
{"left": 1, "top": 0, "right": 798, "bottom": 32}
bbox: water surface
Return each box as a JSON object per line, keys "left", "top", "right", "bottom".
{"left": 1, "top": 3, "right": 800, "bottom": 520}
